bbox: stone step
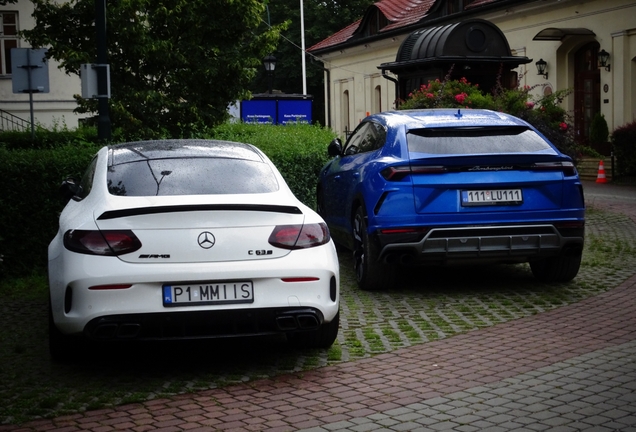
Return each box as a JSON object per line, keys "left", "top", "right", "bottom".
{"left": 577, "top": 157, "right": 613, "bottom": 181}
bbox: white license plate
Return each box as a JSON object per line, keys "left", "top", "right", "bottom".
{"left": 461, "top": 189, "right": 523, "bottom": 206}
{"left": 163, "top": 281, "right": 254, "bottom": 307}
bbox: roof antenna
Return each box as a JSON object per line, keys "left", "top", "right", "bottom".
{"left": 455, "top": 109, "right": 462, "bottom": 119}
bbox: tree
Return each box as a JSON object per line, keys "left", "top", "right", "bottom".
{"left": 21, "top": 0, "right": 286, "bottom": 139}
{"left": 252, "top": 0, "right": 375, "bottom": 125}
{"left": 589, "top": 112, "right": 609, "bottom": 145}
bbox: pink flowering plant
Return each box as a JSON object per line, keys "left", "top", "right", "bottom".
{"left": 398, "top": 72, "right": 580, "bottom": 161}
{"left": 401, "top": 77, "right": 494, "bottom": 110}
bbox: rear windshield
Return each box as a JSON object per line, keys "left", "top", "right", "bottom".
{"left": 107, "top": 157, "right": 279, "bottom": 196}
{"left": 407, "top": 126, "right": 557, "bottom": 155}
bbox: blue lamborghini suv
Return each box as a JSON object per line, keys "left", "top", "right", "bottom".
{"left": 317, "top": 109, "right": 585, "bottom": 290}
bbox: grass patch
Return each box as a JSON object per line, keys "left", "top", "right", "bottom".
{"left": 0, "top": 273, "right": 48, "bottom": 301}
{"left": 327, "top": 343, "right": 342, "bottom": 362}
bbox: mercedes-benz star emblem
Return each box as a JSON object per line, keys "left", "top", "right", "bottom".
{"left": 197, "top": 232, "right": 215, "bottom": 249}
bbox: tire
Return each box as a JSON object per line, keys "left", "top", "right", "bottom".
{"left": 353, "top": 206, "right": 394, "bottom": 291}
{"left": 288, "top": 312, "right": 340, "bottom": 349}
{"left": 530, "top": 252, "right": 582, "bottom": 283}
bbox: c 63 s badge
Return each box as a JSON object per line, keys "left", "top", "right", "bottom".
{"left": 249, "top": 250, "right": 273, "bottom": 255}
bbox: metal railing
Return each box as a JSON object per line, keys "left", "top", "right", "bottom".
{"left": 0, "top": 109, "right": 31, "bottom": 132}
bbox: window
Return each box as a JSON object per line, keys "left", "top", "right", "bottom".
{"left": 407, "top": 127, "right": 556, "bottom": 155}
{"left": 374, "top": 85, "right": 382, "bottom": 113}
{"left": 1, "top": 12, "right": 18, "bottom": 75}
{"left": 343, "top": 121, "right": 387, "bottom": 156}
{"left": 75, "top": 156, "right": 98, "bottom": 200}
{"left": 107, "top": 157, "right": 279, "bottom": 196}
{"left": 341, "top": 90, "right": 350, "bottom": 136}
{"left": 365, "top": 8, "right": 388, "bottom": 36}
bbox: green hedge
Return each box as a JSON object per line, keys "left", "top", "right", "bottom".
{"left": 0, "top": 128, "right": 99, "bottom": 150}
{"left": 0, "top": 123, "right": 336, "bottom": 278}
{"left": 209, "top": 123, "right": 335, "bottom": 206}
{"left": 612, "top": 120, "right": 636, "bottom": 177}
{"left": 0, "top": 144, "right": 101, "bottom": 277}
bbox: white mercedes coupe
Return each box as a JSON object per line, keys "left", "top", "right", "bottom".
{"left": 48, "top": 139, "right": 340, "bottom": 361}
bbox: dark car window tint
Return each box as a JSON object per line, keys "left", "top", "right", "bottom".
{"left": 107, "top": 158, "right": 279, "bottom": 196}
{"left": 76, "top": 156, "right": 98, "bottom": 200}
{"left": 407, "top": 126, "right": 557, "bottom": 155}
{"left": 343, "top": 122, "right": 386, "bottom": 156}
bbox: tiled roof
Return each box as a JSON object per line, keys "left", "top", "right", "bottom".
{"left": 308, "top": 0, "right": 436, "bottom": 52}
{"left": 307, "top": 0, "right": 503, "bottom": 52}
{"left": 308, "top": 20, "right": 361, "bottom": 52}
{"left": 377, "top": 0, "right": 437, "bottom": 29}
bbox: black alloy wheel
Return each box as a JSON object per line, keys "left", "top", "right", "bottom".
{"left": 353, "top": 206, "right": 394, "bottom": 290}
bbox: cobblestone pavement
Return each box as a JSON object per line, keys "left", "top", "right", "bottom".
{"left": 2, "top": 180, "right": 636, "bottom": 432}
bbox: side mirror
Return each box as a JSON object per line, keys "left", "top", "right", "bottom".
{"left": 59, "top": 177, "right": 79, "bottom": 202}
{"left": 327, "top": 138, "right": 343, "bottom": 157}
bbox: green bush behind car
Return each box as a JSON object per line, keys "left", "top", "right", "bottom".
{"left": 0, "top": 123, "right": 336, "bottom": 279}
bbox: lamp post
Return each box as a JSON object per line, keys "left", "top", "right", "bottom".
{"left": 95, "top": 0, "right": 111, "bottom": 140}
{"left": 263, "top": 55, "right": 277, "bottom": 94}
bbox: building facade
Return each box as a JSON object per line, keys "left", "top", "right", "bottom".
{"left": 308, "top": 0, "right": 636, "bottom": 149}
{"left": 0, "top": 1, "right": 86, "bottom": 131}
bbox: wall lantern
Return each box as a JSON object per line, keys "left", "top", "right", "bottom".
{"left": 598, "top": 49, "right": 611, "bottom": 72}
{"left": 263, "top": 54, "right": 277, "bottom": 94}
{"left": 535, "top": 58, "right": 548, "bottom": 79}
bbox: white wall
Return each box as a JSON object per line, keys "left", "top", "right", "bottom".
{"left": 0, "top": 1, "right": 88, "bottom": 130}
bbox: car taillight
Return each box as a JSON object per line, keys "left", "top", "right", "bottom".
{"left": 381, "top": 165, "right": 446, "bottom": 180}
{"left": 63, "top": 230, "right": 142, "bottom": 256}
{"left": 269, "top": 223, "right": 330, "bottom": 250}
{"left": 532, "top": 161, "right": 577, "bottom": 176}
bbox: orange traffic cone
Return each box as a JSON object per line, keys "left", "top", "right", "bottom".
{"left": 596, "top": 160, "right": 607, "bottom": 183}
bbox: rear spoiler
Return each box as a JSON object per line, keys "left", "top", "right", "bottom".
{"left": 97, "top": 204, "right": 303, "bottom": 220}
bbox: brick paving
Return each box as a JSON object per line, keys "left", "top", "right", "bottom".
{"left": 2, "top": 180, "right": 636, "bottom": 432}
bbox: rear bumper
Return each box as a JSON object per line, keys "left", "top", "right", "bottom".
{"left": 377, "top": 223, "right": 584, "bottom": 266}
{"left": 83, "top": 307, "right": 327, "bottom": 341}
{"left": 49, "top": 242, "right": 340, "bottom": 336}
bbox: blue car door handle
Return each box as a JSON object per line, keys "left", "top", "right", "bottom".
{"left": 334, "top": 173, "right": 359, "bottom": 180}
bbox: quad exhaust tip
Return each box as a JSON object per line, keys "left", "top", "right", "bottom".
{"left": 276, "top": 313, "right": 320, "bottom": 331}
{"left": 92, "top": 323, "right": 141, "bottom": 339}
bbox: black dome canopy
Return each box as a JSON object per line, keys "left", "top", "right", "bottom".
{"left": 379, "top": 19, "right": 531, "bottom": 99}
{"left": 383, "top": 19, "right": 530, "bottom": 71}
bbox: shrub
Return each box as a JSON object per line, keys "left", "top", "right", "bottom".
{"left": 518, "top": 90, "right": 579, "bottom": 163}
{"left": 399, "top": 76, "right": 581, "bottom": 162}
{"left": 589, "top": 113, "right": 609, "bottom": 145}
{"left": 0, "top": 123, "right": 336, "bottom": 279}
{"left": 399, "top": 77, "right": 494, "bottom": 110}
{"left": 0, "top": 144, "right": 100, "bottom": 277}
{"left": 611, "top": 120, "right": 636, "bottom": 177}
{"left": 208, "top": 123, "right": 336, "bottom": 207}
{"left": 0, "top": 127, "right": 99, "bottom": 150}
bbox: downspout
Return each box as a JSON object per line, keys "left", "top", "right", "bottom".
{"left": 311, "top": 56, "right": 331, "bottom": 128}
{"left": 381, "top": 68, "right": 400, "bottom": 109}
